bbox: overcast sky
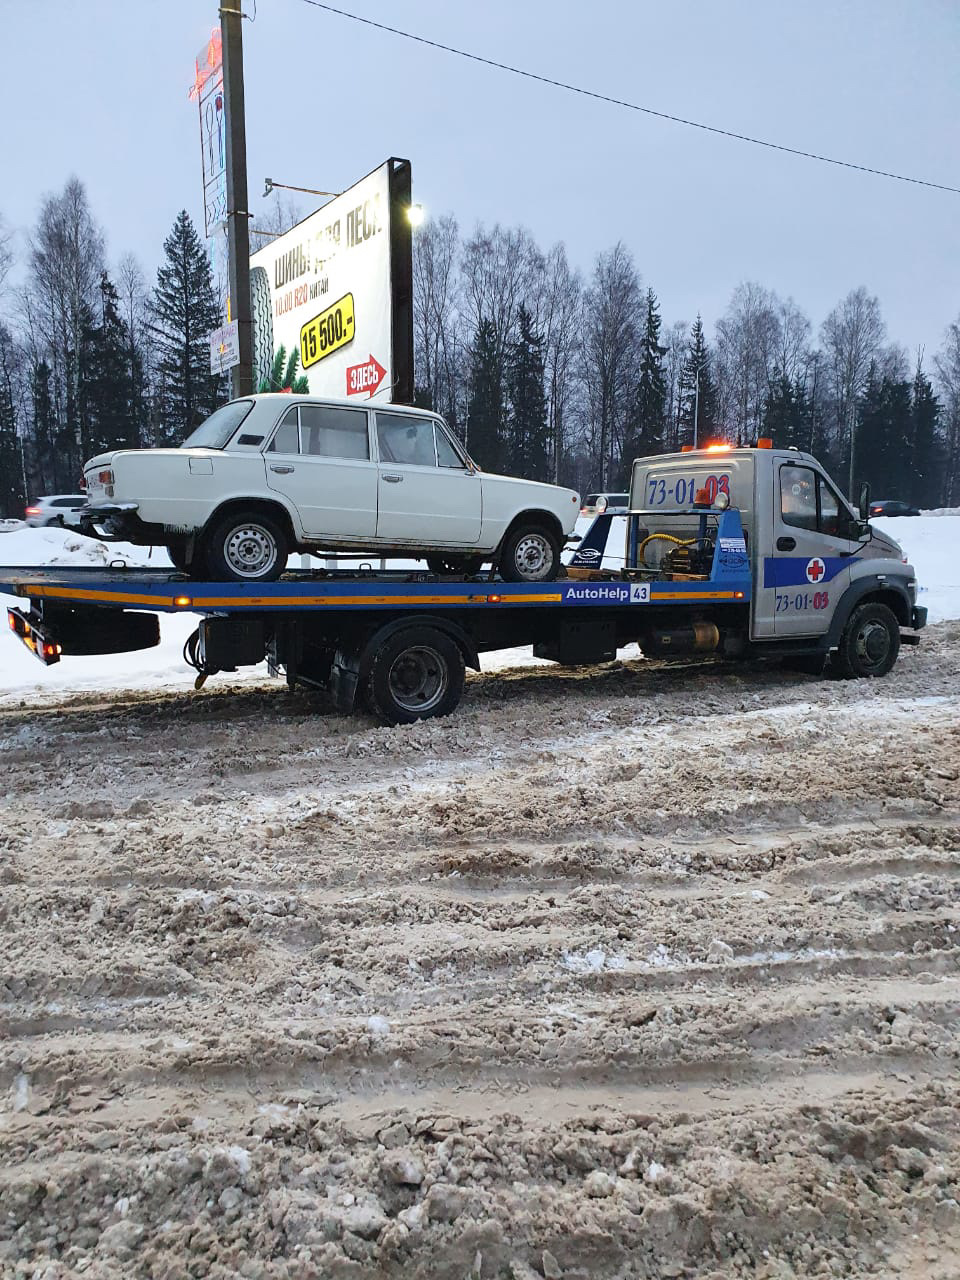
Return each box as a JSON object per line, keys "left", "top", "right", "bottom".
{"left": 3, "top": 0, "right": 957, "bottom": 358}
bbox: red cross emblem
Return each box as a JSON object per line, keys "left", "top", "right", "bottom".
{"left": 805, "top": 557, "right": 826, "bottom": 583}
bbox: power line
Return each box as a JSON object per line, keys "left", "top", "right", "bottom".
{"left": 298, "top": 0, "right": 960, "bottom": 196}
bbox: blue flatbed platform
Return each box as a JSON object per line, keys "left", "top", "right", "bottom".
{"left": 0, "top": 565, "right": 750, "bottom": 614}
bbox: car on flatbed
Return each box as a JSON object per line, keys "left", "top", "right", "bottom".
{"left": 81, "top": 396, "right": 580, "bottom": 583}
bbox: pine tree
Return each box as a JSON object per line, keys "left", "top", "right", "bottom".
{"left": 763, "top": 375, "right": 810, "bottom": 449}
{"left": 856, "top": 366, "right": 911, "bottom": 498}
{"left": 0, "top": 325, "right": 25, "bottom": 517}
{"left": 506, "top": 304, "right": 549, "bottom": 480}
{"left": 80, "top": 273, "right": 138, "bottom": 458}
{"left": 622, "top": 288, "right": 666, "bottom": 476}
{"left": 466, "top": 318, "right": 506, "bottom": 473}
{"left": 30, "top": 361, "right": 56, "bottom": 494}
{"left": 909, "top": 365, "right": 941, "bottom": 507}
{"left": 678, "top": 315, "right": 718, "bottom": 446}
{"left": 152, "top": 211, "right": 225, "bottom": 445}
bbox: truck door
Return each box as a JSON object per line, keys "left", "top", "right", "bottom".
{"left": 763, "top": 462, "right": 859, "bottom": 638}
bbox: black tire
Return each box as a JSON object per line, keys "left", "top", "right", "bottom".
{"left": 203, "top": 510, "right": 288, "bottom": 583}
{"left": 363, "top": 627, "right": 465, "bottom": 725}
{"left": 250, "top": 265, "right": 274, "bottom": 392}
{"left": 165, "top": 535, "right": 202, "bottom": 576}
{"left": 498, "top": 523, "right": 561, "bottom": 583}
{"left": 832, "top": 601, "right": 900, "bottom": 679}
{"left": 426, "top": 554, "right": 485, "bottom": 577}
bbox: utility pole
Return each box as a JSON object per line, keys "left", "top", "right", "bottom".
{"left": 220, "top": 3, "right": 253, "bottom": 397}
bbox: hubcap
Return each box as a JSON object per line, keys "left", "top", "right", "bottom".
{"left": 855, "top": 619, "right": 890, "bottom": 668}
{"left": 388, "top": 645, "right": 447, "bottom": 713}
{"left": 513, "top": 533, "right": 553, "bottom": 580}
{"left": 224, "top": 523, "right": 278, "bottom": 577}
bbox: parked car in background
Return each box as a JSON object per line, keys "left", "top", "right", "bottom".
{"left": 580, "top": 492, "right": 630, "bottom": 516}
{"left": 81, "top": 395, "right": 581, "bottom": 583}
{"left": 24, "top": 495, "right": 88, "bottom": 528}
{"left": 869, "top": 499, "right": 921, "bottom": 518}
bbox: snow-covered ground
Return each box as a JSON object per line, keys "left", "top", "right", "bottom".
{"left": 0, "top": 515, "right": 957, "bottom": 703}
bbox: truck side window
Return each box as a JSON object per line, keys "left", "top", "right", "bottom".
{"left": 818, "top": 479, "right": 842, "bottom": 536}
{"left": 780, "top": 465, "right": 817, "bottom": 530}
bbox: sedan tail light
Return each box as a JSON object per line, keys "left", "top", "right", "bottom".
{"left": 25, "top": 506, "right": 41, "bottom": 516}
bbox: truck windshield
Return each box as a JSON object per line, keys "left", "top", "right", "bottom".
{"left": 181, "top": 400, "right": 254, "bottom": 449}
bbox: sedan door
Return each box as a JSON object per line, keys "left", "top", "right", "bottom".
{"left": 264, "top": 403, "right": 377, "bottom": 538}
{"left": 374, "top": 412, "right": 482, "bottom": 545}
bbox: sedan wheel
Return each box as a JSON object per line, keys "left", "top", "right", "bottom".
{"left": 205, "top": 511, "right": 288, "bottom": 582}
{"left": 498, "top": 524, "right": 561, "bottom": 582}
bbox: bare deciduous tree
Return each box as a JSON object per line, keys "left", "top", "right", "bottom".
{"left": 413, "top": 213, "right": 462, "bottom": 423}
{"left": 715, "top": 282, "right": 781, "bottom": 438}
{"left": 532, "top": 243, "right": 582, "bottom": 481}
{"left": 820, "top": 287, "right": 886, "bottom": 492}
{"left": 934, "top": 318, "right": 960, "bottom": 505}
{"left": 581, "top": 243, "right": 642, "bottom": 487}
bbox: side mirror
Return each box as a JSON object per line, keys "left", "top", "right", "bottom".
{"left": 858, "top": 481, "right": 871, "bottom": 521}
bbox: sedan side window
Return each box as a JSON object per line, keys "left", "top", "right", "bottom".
{"left": 376, "top": 413, "right": 437, "bottom": 467}
{"left": 266, "top": 408, "right": 300, "bottom": 455}
{"left": 300, "top": 404, "right": 370, "bottom": 460}
{"left": 435, "top": 425, "right": 465, "bottom": 469}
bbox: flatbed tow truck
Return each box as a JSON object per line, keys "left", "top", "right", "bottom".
{"left": 3, "top": 446, "right": 926, "bottom": 724}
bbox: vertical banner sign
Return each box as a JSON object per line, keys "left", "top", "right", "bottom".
{"left": 189, "top": 30, "right": 227, "bottom": 238}
{"left": 248, "top": 158, "right": 414, "bottom": 402}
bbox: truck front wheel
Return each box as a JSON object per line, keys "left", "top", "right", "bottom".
{"left": 833, "top": 601, "right": 900, "bottom": 678}
{"left": 364, "top": 627, "right": 465, "bottom": 725}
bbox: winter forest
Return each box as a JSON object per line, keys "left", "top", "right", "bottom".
{"left": 1, "top": 176, "right": 959, "bottom": 516}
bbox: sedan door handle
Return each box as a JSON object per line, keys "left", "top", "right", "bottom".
{"left": 270, "top": 464, "right": 295, "bottom": 474}
{"left": 776, "top": 536, "right": 796, "bottom": 551}
{"left": 382, "top": 473, "right": 403, "bottom": 483}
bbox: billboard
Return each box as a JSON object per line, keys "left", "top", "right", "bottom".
{"left": 249, "top": 158, "right": 413, "bottom": 404}
{"left": 190, "top": 30, "right": 227, "bottom": 238}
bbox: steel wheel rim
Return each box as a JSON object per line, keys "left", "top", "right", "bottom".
{"left": 388, "top": 645, "right": 447, "bottom": 713}
{"left": 224, "top": 523, "right": 278, "bottom": 577}
{"left": 514, "top": 533, "right": 552, "bottom": 580}
{"left": 855, "top": 619, "right": 890, "bottom": 669}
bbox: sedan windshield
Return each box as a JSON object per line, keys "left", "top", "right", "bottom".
{"left": 181, "top": 400, "right": 254, "bottom": 449}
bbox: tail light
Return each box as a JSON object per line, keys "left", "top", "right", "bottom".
{"left": 98, "top": 469, "right": 114, "bottom": 484}
{"left": 25, "top": 506, "right": 41, "bottom": 516}
{"left": 79, "top": 476, "right": 86, "bottom": 490}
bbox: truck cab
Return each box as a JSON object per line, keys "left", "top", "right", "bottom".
{"left": 628, "top": 443, "right": 923, "bottom": 653}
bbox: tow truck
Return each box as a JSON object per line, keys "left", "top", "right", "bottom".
{"left": 3, "top": 443, "right": 926, "bottom": 724}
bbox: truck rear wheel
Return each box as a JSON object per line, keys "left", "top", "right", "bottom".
{"left": 833, "top": 601, "right": 900, "bottom": 678}
{"left": 363, "top": 626, "right": 465, "bottom": 725}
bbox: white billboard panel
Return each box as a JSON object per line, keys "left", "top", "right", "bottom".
{"left": 249, "top": 162, "right": 399, "bottom": 401}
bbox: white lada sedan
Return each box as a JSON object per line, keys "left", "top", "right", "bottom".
{"left": 82, "top": 395, "right": 581, "bottom": 583}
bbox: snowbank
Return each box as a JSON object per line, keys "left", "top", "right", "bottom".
{"left": 872, "top": 515, "right": 960, "bottom": 625}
